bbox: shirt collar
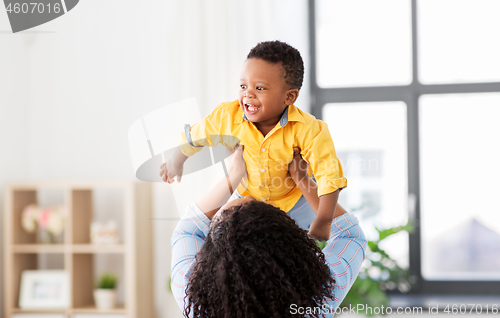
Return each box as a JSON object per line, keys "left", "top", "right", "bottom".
{"left": 234, "top": 104, "right": 306, "bottom": 126}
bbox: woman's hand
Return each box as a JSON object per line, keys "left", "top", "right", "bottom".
{"left": 288, "top": 147, "right": 319, "bottom": 214}
{"left": 288, "top": 147, "right": 309, "bottom": 183}
{"left": 225, "top": 144, "right": 247, "bottom": 181}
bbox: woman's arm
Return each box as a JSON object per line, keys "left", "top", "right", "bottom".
{"left": 170, "top": 202, "right": 211, "bottom": 311}
{"left": 170, "top": 144, "right": 247, "bottom": 311}
{"left": 196, "top": 144, "right": 247, "bottom": 219}
{"left": 322, "top": 212, "right": 366, "bottom": 311}
{"left": 289, "top": 149, "right": 366, "bottom": 310}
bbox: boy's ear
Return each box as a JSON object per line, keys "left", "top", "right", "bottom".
{"left": 285, "top": 89, "right": 299, "bottom": 106}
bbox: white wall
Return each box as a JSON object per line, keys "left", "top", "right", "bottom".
{"left": 0, "top": 26, "right": 31, "bottom": 318}
{"left": 0, "top": 1, "right": 309, "bottom": 317}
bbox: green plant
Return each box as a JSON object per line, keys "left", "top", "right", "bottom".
{"left": 340, "top": 221, "right": 417, "bottom": 316}
{"left": 95, "top": 273, "right": 118, "bottom": 289}
{"left": 316, "top": 240, "right": 327, "bottom": 250}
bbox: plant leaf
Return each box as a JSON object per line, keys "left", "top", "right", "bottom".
{"left": 376, "top": 221, "right": 415, "bottom": 242}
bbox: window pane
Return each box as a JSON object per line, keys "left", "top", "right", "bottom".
{"left": 323, "top": 102, "right": 409, "bottom": 268}
{"left": 418, "top": 0, "right": 500, "bottom": 84}
{"left": 315, "top": 0, "right": 412, "bottom": 88}
{"left": 420, "top": 93, "right": 500, "bottom": 280}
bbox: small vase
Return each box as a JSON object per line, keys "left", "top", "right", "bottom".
{"left": 94, "top": 289, "right": 117, "bottom": 310}
{"left": 38, "top": 228, "right": 55, "bottom": 244}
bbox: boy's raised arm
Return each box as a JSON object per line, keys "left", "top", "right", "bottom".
{"left": 295, "top": 120, "right": 346, "bottom": 241}
{"left": 288, "top": 148, "right": 348, "bottom": 224}
{"left": 160, "top": 102, "right": 236, "bottom": 184}
{"left": 312, "top": 191, "right": 339, "bottom": 241}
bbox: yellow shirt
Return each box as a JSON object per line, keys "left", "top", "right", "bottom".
{"left": 179, "top": 100, "right": 347, "bottom": 212}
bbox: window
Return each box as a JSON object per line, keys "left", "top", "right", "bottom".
{"left": 420, "top": 93, "right": 500, "bottom": 281}
{"left": 418, "top": 0, "right": 500, "bottom": 84}
{"left": 315, "top": 0, "right": 412, "bottom": 87}
{"left": 309, "top": 0, "right": 500, "bottom": 295}
{"left": 324, "top": 102, "right": 409, "bottom": 268}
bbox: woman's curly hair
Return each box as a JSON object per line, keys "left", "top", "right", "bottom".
{"left": 247, "top": 40, "right": 304, "bottom": 91}
{"left": 185, "top": 200, "right": 335, "bottom": 318}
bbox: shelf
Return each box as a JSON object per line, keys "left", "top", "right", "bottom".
{"left": 72, "top": 244, "right": 125, "bottom": 253}
{"left": 11, "top": 307, "right": 67, "bottom": 314}
{"left": 11, "top": 305, "right": 127, "bottom": 315}
{"left": 4, "top": 181, "right": 154, "bottom": 318}
{"left": 12, "top": 244, "right": 66, "bottom": 253}
{"left": 11, "top": 244, "right": 126, "bottom": 254}
{"left": 72, "top": 304, "right": 126, "bottom": 314}
{"left": 7, "top": 180, "right": 134, "bottom": 190}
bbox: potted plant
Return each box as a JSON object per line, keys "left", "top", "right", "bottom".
{"left": 94, "top": 273, "right": 118, "bottom": 310}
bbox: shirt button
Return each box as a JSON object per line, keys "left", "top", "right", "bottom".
{"left": 259, "top": 184, "right": 265, "bottom": 188}
{"left": 261, "top": 148, "right": 266, "bottom": 152}
{"left": 262, "top": 198, "right": 266, "bottom": 202}
{"left": 260, "top": 169, "right": 265, "bottom": 173}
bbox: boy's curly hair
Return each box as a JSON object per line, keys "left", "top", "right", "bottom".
{"left": 247, "top": 40, "right": 304, "bottom": 90}
{"left": 185, "top": 200, "right": 335, "bottom": 318}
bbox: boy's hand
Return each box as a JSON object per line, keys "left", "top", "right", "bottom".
{"left": 160, "top": 161, "right": 184, "bottom": 183}
{"left": 160, "top": 147, "right": 188, "bottom": 183}
{"left": 288, "top": 147, "right": 309, "bottom": 183}
{"left": 308, "top": 217, "right": 332, "bottom": 242}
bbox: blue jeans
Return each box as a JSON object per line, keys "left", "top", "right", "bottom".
{"left": 227, "top": 190, "right": 316, "bottom": 231}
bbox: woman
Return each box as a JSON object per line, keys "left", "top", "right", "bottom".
{"left": 170, "top": 145, "right": 366, "bottom": 317}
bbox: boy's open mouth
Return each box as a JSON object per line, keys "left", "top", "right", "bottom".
{"left": 245, "top": 103, "right": 260, "bottom": 114}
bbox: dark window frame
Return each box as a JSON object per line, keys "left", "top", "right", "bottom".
{"left": 308, "top": 0, "right": 500, "bottom": 295}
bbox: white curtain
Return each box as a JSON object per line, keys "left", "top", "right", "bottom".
{"left": 163, "top": 0, "right": 310, "bottom": 117}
